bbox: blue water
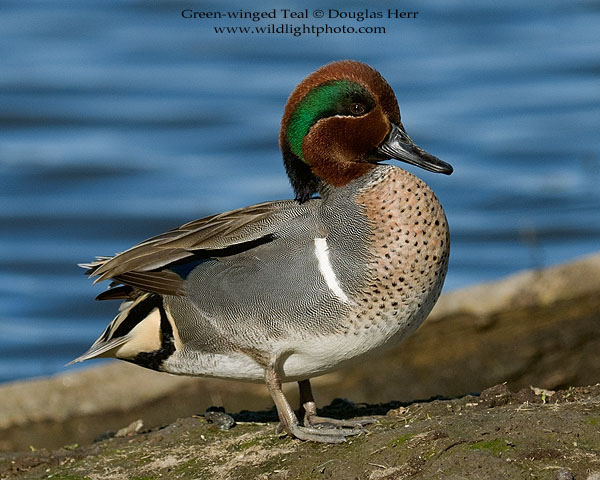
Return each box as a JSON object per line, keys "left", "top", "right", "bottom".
{"left": 1, "top": 0, "right": 599, "bottom": 383}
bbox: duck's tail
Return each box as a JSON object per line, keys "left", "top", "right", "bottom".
{"left": 68, "top": 293, "right": 170, "bottom": 366}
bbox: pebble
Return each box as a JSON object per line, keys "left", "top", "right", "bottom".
{"left": 205, "top": 407, "right": 236, "bottom": 430}
{"left": 553, "top": 468, "right": 574, "bottom": 480}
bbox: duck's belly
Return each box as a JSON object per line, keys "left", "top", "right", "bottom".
{"left": 159, "top": 299, "right": 431, "bottom": 383}
{"left": 161, "top": 350, "right": 266, "bottom": 382}
{"left": 279, "top": 317, "right": 421, "bottom": 382}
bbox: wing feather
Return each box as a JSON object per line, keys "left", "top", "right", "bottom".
{"left": 82, "top": 199, "right": 318, "bottom": 297}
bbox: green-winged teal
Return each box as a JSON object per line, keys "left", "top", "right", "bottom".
{"left": 72, "top": 60, "right": 453, "bottom": 443}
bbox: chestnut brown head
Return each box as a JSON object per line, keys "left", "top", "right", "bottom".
{"left": 279, "top": 60, "right": 452, "bottom": 202}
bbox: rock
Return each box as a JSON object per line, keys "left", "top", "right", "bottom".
{"left": 115, "top": 419, "right": 143, "bottom": 437}
{"left": 554, "top": 469, "right": 574, "bottom": 480}
{"left": 204, "top": 407, "right": 236, "bottom": 431}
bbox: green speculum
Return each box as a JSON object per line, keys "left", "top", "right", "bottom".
{"left": 286, "top": 80, "right": 370, "bottom": 161}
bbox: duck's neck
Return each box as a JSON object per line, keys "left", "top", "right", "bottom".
{"left": 317, "top": 164, "right": 388, "bottom": 202}
{"left": 284, "top": 150, "right": 377, "bottom": 204}
{"left": 283, "top": 151, "right": 321, "bottom": 203}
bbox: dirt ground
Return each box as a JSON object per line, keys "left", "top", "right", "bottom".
{"left": 1, "top": 383, "right": 599, "bottom": 480}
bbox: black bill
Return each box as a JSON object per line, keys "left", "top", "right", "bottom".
{"left": 377, "top": 123, "right": 453, "bottom": 175}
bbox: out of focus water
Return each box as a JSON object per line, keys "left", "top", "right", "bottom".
{"left": 1, "top": 0, "right": 599, "bottom": 383}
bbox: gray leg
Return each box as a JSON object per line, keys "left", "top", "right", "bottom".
{"left": 298, "top": 379, "right": 375, "bottom": 429}
{"left": 264, "top": 367, "right": 363, "bottom": 443}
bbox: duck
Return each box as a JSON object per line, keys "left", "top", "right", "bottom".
{"left": 71, "top": 60, "right": 453, "bottom": 443}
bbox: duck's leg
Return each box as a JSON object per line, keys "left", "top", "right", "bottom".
{"left": 298, "top": 379, "right": 375, "bottom": 429}
{"left": 264, "top": 366, "right": 363, "bottom": 443}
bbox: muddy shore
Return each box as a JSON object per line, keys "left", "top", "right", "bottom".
{"left": 1, "top": 253, "right": 599, "bottom": 478}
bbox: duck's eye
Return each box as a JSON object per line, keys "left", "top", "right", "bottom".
{"left": 350, "top": 103, "right": 366, "bottom": 116}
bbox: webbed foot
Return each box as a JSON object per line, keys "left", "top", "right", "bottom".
{"left": 265, "top": 369, "right": 369, "bottom": 443}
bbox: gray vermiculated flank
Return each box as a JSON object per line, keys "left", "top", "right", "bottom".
{"left": 164, "top": 175, "right": 375, "bottom": 356}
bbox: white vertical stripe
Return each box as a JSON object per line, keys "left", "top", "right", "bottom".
{"left": 314, "top": 237, "right": 349, "bottom": 303}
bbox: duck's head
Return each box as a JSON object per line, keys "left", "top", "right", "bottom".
{"left": 280, "top": 60, "right": 453, "bottom": 202}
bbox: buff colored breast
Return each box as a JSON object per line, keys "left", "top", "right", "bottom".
{"left": 349, "top": 166, "right": 450, "bottom": 346}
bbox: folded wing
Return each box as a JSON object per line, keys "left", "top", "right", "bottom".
{"left": 82, "top": 199, "right": 317, "bottom": 298}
